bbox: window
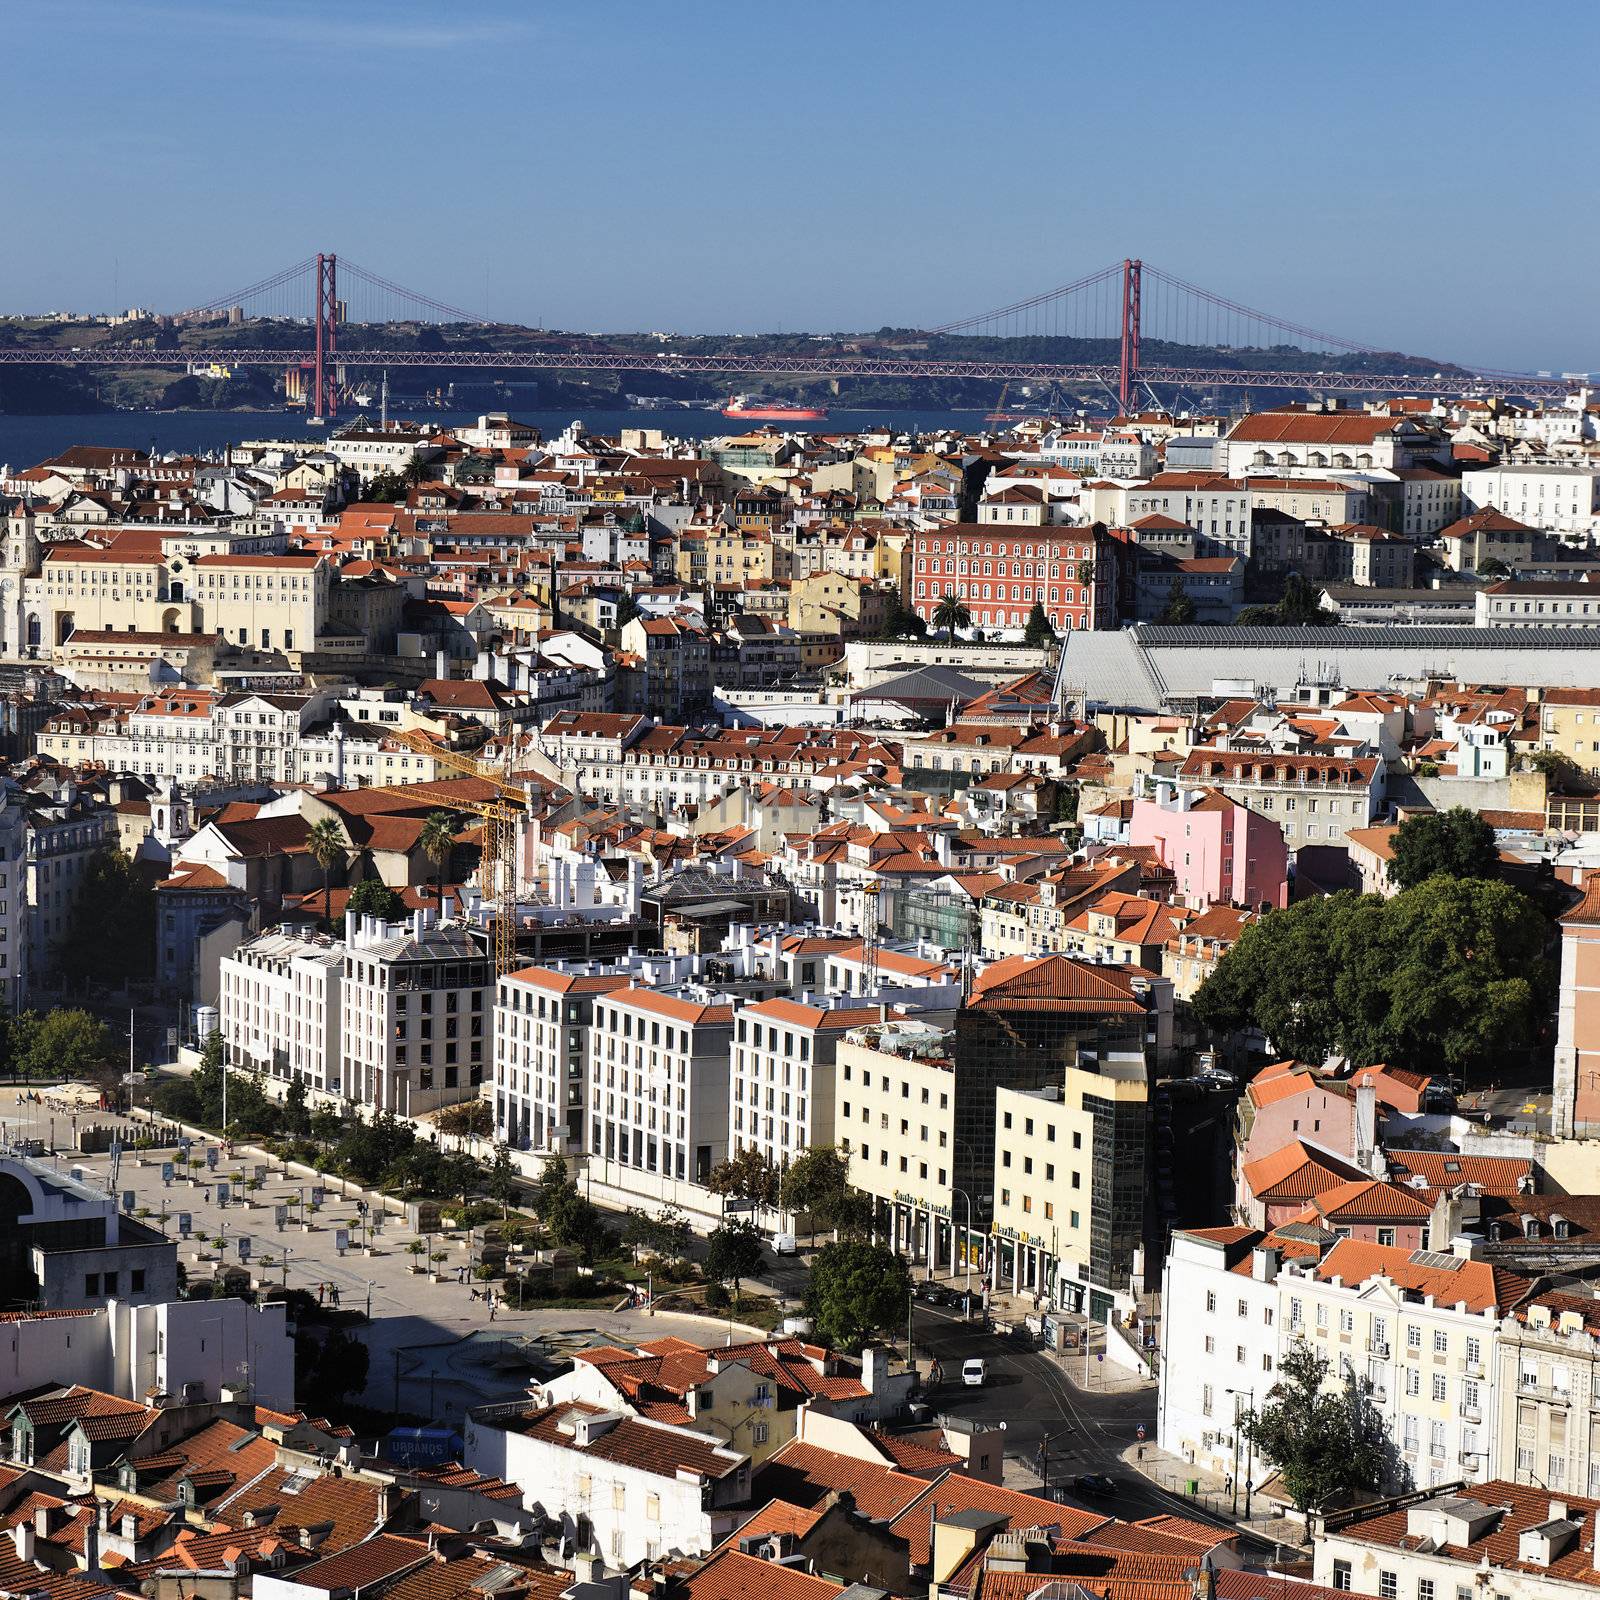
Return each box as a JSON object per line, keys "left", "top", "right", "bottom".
{"left": 1331, "top": 1561, "right": 1351, "bottom": 1591}
{"left": 1206, "top": 1291, "right": 1216, "bottom": 1313}
{"left": 1378, "top": 1573, "right": 1397, "bottom": 1600}
{"left": 1433, "top": 1329, "right": 1448, "bottom": 1354}
{"left": 1432, "top": 1373, "right": 1447, "bottom": 1402}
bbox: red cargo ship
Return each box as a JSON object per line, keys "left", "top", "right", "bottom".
{"left": 722, "top": 394, "right": 829, "bottom": 421}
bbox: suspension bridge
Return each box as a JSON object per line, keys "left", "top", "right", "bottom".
{"left": 0, "top": 252, "right": 1579, "bottom": 414}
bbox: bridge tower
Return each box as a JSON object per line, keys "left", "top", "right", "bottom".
{"left": 1119, "top": 257, "right": 1142, "bottom": 415}
{"left": 313, "top": 252, "right": 339, "bottom": 420}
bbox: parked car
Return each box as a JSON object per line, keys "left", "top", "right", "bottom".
{"left": 771, "top": 1232, "right": 797, "bottom": 1256}
{"left": 1072, "top": 1473, "right": 1118, "bottom": 1498}
{"left": 962, "top": 1358, "right": 987, "bottom": 1387}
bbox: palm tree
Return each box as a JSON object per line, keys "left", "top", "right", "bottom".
{"left": 306, "top": 819, "right": 347, "bottom": 929}
{"left": 401, "top": 452, "right": 429, "bottom": 489}
{"left": 932, "top": 591, "right": 971, "bottom": 640}
{"left": 419, "top": 811, "right": 456, "bottom": 920}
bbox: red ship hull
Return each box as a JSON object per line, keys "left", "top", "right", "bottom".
{"left": 722, "top": 400, "right": 828, "bottom": 421}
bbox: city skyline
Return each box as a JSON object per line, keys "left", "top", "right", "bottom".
{"left": 5, "top": 0, "right": 1599, "bottom": 371}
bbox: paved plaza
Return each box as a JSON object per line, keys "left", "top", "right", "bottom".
{"left": 0, "top": 1088, "right": 754, "bottom": 1421}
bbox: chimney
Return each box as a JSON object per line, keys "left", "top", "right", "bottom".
{"left": 12, "top": 1523, "right": 33, "bottom": 1563}
{"left": 376, "top": 1485, "right": 393, "bottom": 1525}
{"left": 573, "top": 1549, "right": 604, "bottom": 1585}
{"left": 1354, "top": 1080, "right": 1377, "bottom": 1174}
{"left": 1251, "top": 1247, "right": 1281, "bottom": 1283}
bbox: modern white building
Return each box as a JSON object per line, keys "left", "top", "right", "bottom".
{"left": 728, "top": 997, "right": 883, "bottom": 1171}
{"left": 588, "top": 986, "right": 735, "bottom": 1187}
{"left": 341, "top": 912, "right": 491, "bottom": 1116}
{"left": 494, "top": 965, "right": 629, "bottom": 1156}
{"left": 218, "top": 926, "right": 344, "bottom": 1091}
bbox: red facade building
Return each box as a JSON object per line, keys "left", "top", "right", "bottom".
{"left": 910, "top": 524, "right": 1111, "bottom": 633}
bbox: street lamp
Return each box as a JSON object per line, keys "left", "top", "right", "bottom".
{"left": 950, "top": 1186, "right": 977, "bottom": 1304}
{"left": 1226, "top": 1386, "right": 1255, "bottom": 1519}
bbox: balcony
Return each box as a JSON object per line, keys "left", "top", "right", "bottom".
{"left": 1459, "top": 1404, "right": 1482, "bottom": 1425}
{"left": 1456, "top": 1357, "right": 1485, "bottom": 1378}
{"left": 1367, "top": 1339, "right": 1391, "bottom": 1357}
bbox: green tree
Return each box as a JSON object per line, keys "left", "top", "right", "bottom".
{"left": 346, "top": 877, "right": 403, "bottom": 919}
{"left": 1279, "top": 572, "right": 1330, "bottom": 625}
{"left": 1523, "top": 748, "right": 1585, "bottom": 785}
{"left": 704, "top": 1219, "right": 765, "bottom": 1307}
{"left": 1339, "top": 876, "right": 1550, "bottom": 1077}
{"left": 529, "top": 1155, "right": 574, "bottom": 1220}
{"left": 283, "top": 1075, "right": 311, "bottom": 1138}
{"left": 1155, "top": 578, "right": 1196, "bottom": 626}
{"left": 1476, "top": 556, "right": 1510, "bottom": 578}
{"left": 707, "top": 1146, "right": 780, "bottom": 1210}
{"left": 56, "top": 849, "right": 155, "bottom": 985}
{"left": 624, "top": 1204, "right": 691, "bottom": 1259}
{"left": 365, "top": 468, "right": 408, "bottom": 503}
{"left": 296, "top": 1327, "right": 371, "bottom": 1411}
{"left": 1022, "top": 602, "right": 1055, "bottom": 647}
{"left": 1192, "top": 893, "right": 1351, "bottom": 1063}
{"left": 805, "top": 1239, "right": 913, "bottom": 1353}
{"left": 1388, "top": 807, "right": 1500, "bottom": 892}
{"left": 487, "top": 1145, "right": 518, "bottom": 1215}
{"left": 15, "top": 1008, "right": 116, "bottom": 1080}
{"left": 401, "top": 452, "right": 430, "bottom": 489}
{"left": 419, "top": 812, "right": 457, "bottom": 920}
{"left": 931, "top": 591, "right": 971, "bottom": 640}
{"left": 199, "top": 1029, "right": 225, "bottom": 1072}
{"left": 779, "top": 1145, "right": 869, "bottom": 1244}
{"left": 1243, "top": 1341, "right": 1389, "bottom": 1511}
{"left": 306, "top": 819, "right": 347, "bottom": 929}
{"left": 1195, "top": 880, "right": 1552, "bottom": 1079}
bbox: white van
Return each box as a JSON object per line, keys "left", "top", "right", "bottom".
{"left": 962, "top": 1358, "right": 987, "bottom": 1387}
{"left": 771, "top": 1232, "right": 797, "bottom": 1256}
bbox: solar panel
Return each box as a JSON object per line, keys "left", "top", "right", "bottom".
{"left": 1408, "top": 1249, "right": 1465, "bottom": 1271}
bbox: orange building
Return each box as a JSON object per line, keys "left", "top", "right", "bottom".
{"left": 1556, "top": 875, "right": 1600, "bottom": 1136}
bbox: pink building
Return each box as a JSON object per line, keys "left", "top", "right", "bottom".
{"left": 1129, "top": 781, "right": 1288, "bottom": 912}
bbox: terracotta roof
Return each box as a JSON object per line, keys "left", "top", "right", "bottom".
{"left": 968, "top": 953, "right": 1152, "bottom": 1015}
{"left": 888, "top": 1474, "right": 1108, "bottom": 1565}
{"left": 1240, "top": 1140, "right": 1370, "bottom": 1203}
{"left": 1313, "top": 1238, "right": 1533, "bottom": 1313}
{"left": 754, "top": 1441, "right": 930, "bottom": 1521}
{"left": 680, "top": 1549, "right": 842, "bottom": 1600}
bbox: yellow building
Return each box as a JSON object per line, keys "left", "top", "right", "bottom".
{"left": 992, "top": 1059, "right": 1149, "bottom": 1314}
{"left": 702, "top": 527, "right": 775, "bottom": 587}
{"left": 194, "top": 552, "right": 330, "bottom": 654}
{"left": 788, "top": 571, "right": 891, "bottom": 639}
{"left": 32, "top": 545, "right": 194, "bottom": 645}
{"left": 1540, "top": 688, "right": 1600, "bottom": 777}
{"left": 839, "top": 1019, "right": 982, "bottom": 1280}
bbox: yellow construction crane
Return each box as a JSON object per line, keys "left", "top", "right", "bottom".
{"left": 389, "top": 728, "right": 524, "bottom": 976}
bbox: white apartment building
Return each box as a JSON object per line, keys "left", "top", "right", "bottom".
{"left": 218, "top": 926, "right": 344, "bottom": 1092}
{"left": 729, "top": 998, "right": 882, "bottom": 1171}
{"left": 1496, "top": 1294, "right": 1600, "bottom": 1498}
{"left": 1160, "top": 1229, "right": 1525, "bottom": 1498}
{"left": 193, "top": 551, "right": 331, "bottom": 654}
{"left": 341, "top": 913, "right": 491, "bottom": 1116}
{"left": 494, "top": 965, "right": 629, "bottom": 1157}
{"left": 464, "top": 1401, "right": 750, "bottom": 1569}
{"left": 1462, "top": 464, "right": 1600, "bottom": 537}
{"left": 588, "top": 986, "right": 734, "bottom": 1187}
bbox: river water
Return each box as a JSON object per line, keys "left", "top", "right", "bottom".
{"left": 0, "top": 406, "right": 992, "bottom": 466}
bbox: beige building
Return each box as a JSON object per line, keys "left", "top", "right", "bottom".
{"left": 839, "top": 1019, "right": 967, "bottom": 1273}
{"left": 194, "top": 552, "right": 330, "bottom": 654}
{"left": 1541, "top": 688, "right": 1600, "bottom": 776}
{"left": 30, "top": 545, "right": 193, "bottom": 646}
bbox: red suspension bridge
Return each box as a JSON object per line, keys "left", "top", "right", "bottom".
{"left": 0, "top": 252, "right": 1578, "bottom": 413}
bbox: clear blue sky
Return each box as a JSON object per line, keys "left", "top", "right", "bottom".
{"left": 5, "top": 0, "right": 1596, "bottom": 370}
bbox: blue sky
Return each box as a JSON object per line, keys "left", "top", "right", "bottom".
{"left": 4, "top": 0, "right": 1596, "bottom": 370}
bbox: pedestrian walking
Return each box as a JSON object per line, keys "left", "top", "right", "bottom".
{"left": 488, "top": 1295, "right": 497, "bottom": 1322}
{"left": 330, "top": 1285, "right": 340, "bottom": 1309}
{"left": 317, "top": 1282, "right": 325, "bottom": 1305}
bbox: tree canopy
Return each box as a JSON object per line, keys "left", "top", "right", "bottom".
{"left": 805, "top": 1239, "right": 912, "bottom": 1353}
{"left": 56, "top": 850, "right": 154, "bottom": 985}
{"left": 1388, "top": 807, "right": 1500, "bottom": 892}
{"left": 779, "top": 1145, "right": 871, "bottom": 1241}
{"left": 346, "top": 878, "right": 404, "bottom": 919}
{"left": 13, "top": 1009, "right": 117, "bottom": 1080}
{"left": 1155, "top": 578, "right": 1196, "bottom": 626}
{"left": 704, "top": 1218, "right": 765, "bottom": 1304}
{"left": 932, "top": 591, "right": 972, "bottom": 639}
{"left": 1022, "top": 602, "right": 1055, "bottom": 647}
{"left": 1193, "top": 878, "right": 1552, "bottom": 1079}
{"left": 1244, "top": 1341, "right": 1391, "bottom": 1510}
{"left": 707, "top": 1146, "right": 780, "bottom": 1209}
